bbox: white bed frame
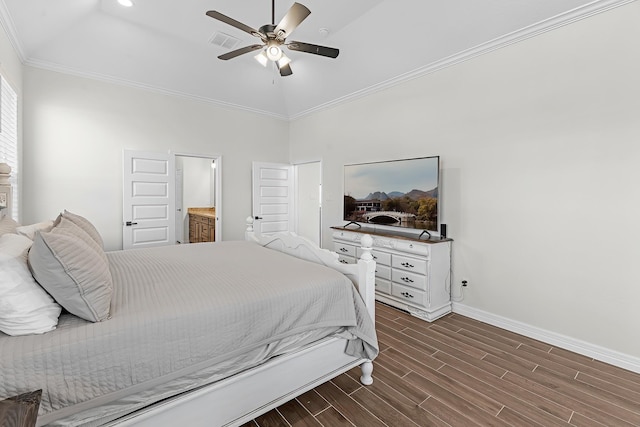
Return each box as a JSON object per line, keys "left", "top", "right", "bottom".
{"left": 109, "top": 218, "right": 377, "bottom": 427}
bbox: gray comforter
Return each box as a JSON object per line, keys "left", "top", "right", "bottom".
{"left": 0, "top": 241, "right": 378, "bottom": 426}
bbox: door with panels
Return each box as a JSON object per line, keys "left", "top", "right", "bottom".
{"left": 122, "top": 150, "right": 175, "bottom": 250}
{"left": 251, "top": 162, "right": 293, "bottom": 235}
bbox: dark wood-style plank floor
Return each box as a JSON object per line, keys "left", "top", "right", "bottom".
{"left": 242, "top": 302, "right": 640, "bottom": 427}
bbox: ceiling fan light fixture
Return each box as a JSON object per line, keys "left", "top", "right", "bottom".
{"left": 266, "top": 44, "right": 282, "bottom": 61}
{"left": 254, "top": 50, "right": 268, "bottom": 67}
{"left": 276, "top": 54, "right": 291, "bottom": 69}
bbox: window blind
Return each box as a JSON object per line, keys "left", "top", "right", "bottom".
{"left": 0, "top": 74, "right": 18, "bottom": 220}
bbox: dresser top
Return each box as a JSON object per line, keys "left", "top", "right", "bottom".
{"left": 187, "top": 207, "right": 216, "bottom": 219}
{"left": 331, "top": 225, "right": 452, "bottom": 244}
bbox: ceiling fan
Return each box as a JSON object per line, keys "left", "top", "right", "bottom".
{"left": 206, "top": 1, "right": 339, "bottom": 77}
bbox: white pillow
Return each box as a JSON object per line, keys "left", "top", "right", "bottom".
{"left": 0, "top": 215, "right": 19, "bottom": 236}
{"left": 0, "top": 233, "right": 32, "bottom": 258}
{"left": 16, "top": 220, "right": 54, "bottom": 240}
{"left": 0, "top": 234, "right": 62, "bottom": 336}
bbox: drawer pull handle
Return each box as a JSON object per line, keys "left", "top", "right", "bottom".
{"left": 401, "top": 262, "right": 414, "bottom": 268}
{"left": 339, "top": 247, "right": 348, "bottom": 253}
{"left": 401, "top": 277, "right": 414, "bottom": 283}
{"left": 339, "top": 259, "right": 348, "bottom": 264}
{"left": 401, "top": 292, "right": 414, "bottom": 298}
{"left": 373, "top": 255, "right": 378, "bottom": 260}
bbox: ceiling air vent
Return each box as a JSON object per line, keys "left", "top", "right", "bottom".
{"left": 209, "top": 32, "right": 240, "bottom": 50}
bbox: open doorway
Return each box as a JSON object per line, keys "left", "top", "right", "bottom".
{"left": 251, "top": 161, "right": 322, "bottom": 246}
{"left": 175, "top": 153, "right": 222, "bottom": 243}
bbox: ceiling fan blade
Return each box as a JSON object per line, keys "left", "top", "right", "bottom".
{"left": 279, "top": 63, "right": 293, "bottom": 77}
{"left": 206, "top": 11, "right": 264, "bottom": 39}
{"left": 274, "top": 2, "right": 310, "bottom": 41}
{"left": 218, "top": 44, "right": 264, "bottom": 60}
{"left": 287, "top": 41, "right": 339, "bottom": 59}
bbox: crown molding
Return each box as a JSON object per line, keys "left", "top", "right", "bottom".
{"left": 24, "top": 58, "right": 289, "bottom": 121}
{"left": 0, "top": 0, "right": 26, "bottom": 62}
{"left": 290, "top": 0, "right": 636, "bottom": 120}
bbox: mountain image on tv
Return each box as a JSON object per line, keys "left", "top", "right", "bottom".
{"left": 362, "top": 189, "right": 438, "bottom": 201}
{"left": 343, "top": 156, "right": 439, "bottom": 231}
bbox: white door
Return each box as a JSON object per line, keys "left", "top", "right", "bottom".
{"left": 252, "top": 162, "right": 293, "bottom": 235}
{"left": 295, "top": 162, "right": 322, "bottom": 246}
{"left": 123, "top": 150, "right": 175, "bottom": 249}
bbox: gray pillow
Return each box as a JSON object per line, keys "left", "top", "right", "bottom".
{"left": 59, "top": 210, "right": 104, "bottom": 249}
{"left": 53, "top": 217, "right": 108, "bottom": 264}
{"left": 28, "top": 231, "right": 112, "bottom": 322}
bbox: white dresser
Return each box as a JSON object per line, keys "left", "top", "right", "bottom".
{"left": 332, "top": 227, "right": 452, "bottom": 322}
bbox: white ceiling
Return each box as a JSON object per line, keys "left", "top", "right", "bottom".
{"left": 0, "top": 0, "right": 629, "bottom": 119}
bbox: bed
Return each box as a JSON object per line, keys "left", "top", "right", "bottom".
{"left": 0, "top": 213, "right": 378, "bottom": 427}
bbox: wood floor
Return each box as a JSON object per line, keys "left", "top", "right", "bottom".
{"left": 243, "top": 302, "right": 640, "bottom": 427}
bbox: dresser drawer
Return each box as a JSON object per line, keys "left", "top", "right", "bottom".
{"left": 375, "top": 264, "right": 391, "bottom": 280}
{"left": 392, "top": 269, "right": 427, "bottom": 291}
{"left": 374, "top": 278, "right": 391, "bottom": 294}
{"left": 200, "top": 226, "right": 209, "bottom": 239}
{"left": 337, "top": 254, "right": 356, "bottom": 265}
{"left": 391, "top": 283, "right": 426, "bottom": 304}
{"left": 392, "top": 254, "right": 427, "bottom": 273}
{"left": 394, "top": 240, "right": 430, "bottom": 257}
{"left": 357, "top": 247, "right": 391, "bottom": 266}
{"left": 191, "top": 214, "right": 208, "bottom": 224}
{"left": 334, "top": 243, "right": 356, "bottom": 258}
{"left": 371, "top": 249, "right": 391, "bottom": 266}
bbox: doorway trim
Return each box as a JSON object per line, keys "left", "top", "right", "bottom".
{"left": 293, "top": 160, "right": 322, "bottom": 247}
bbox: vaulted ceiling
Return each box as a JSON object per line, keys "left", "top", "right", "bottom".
{"left": 0, "top": 0, "right": 628, "bottom": 119}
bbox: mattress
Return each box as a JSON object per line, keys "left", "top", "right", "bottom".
{"left": 0, "top": 240, "right": 378, "bottom": 426}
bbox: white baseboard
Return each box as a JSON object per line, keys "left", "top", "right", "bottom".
{"left": 452, "top": 302, "right": 640, "bottom": 374}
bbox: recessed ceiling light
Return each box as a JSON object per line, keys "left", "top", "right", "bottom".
{"left": 118, "top": 0, "right": 134, "bottom": 7}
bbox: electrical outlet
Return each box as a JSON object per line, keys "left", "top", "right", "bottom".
{"left": 461, "top": 280, "right": 468, "bottom": 287}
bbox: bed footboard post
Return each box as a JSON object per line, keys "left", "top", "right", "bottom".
{"left": 357, "top": 234, "right": 376, "bottom": 322}
{"left": 360, "top": 360, "right": 374, "bottom": 385}
{"left": 245, "top": 216, "right": 256, "bottom": 241}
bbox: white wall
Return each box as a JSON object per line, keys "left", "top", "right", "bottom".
{"left": 181, "top": 156, "right": 213, "bottom": 209}
{"left": 290, "top": 2, "right": 640, "bottom": 360}
{"left": 22, "top": 67, "right": 289, "bottom": 249}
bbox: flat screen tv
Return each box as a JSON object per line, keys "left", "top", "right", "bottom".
{"left": 343, "top": 156, "right": 440, "bottom": 234}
